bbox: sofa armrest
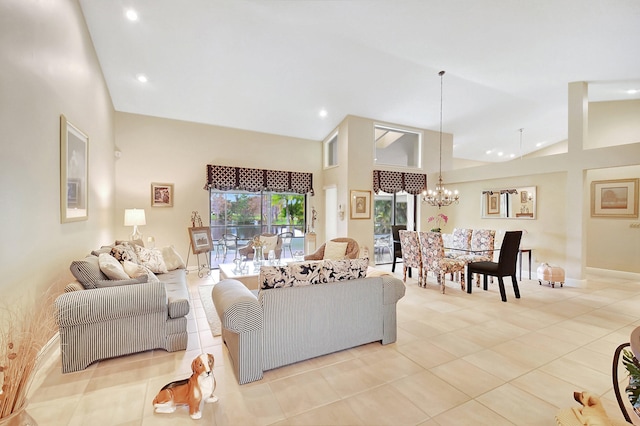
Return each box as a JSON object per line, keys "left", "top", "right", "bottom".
{"left": 212, "top": 279, "right": 263, "bottom": 333}
{"left": 167, "top": 298, "right": 189, "bottom": 318}
{"left": 55, "top": 281, "right": 167, "bottom": 327}
{"left": 381, "top": 275, "right": 406, "bottom": 305}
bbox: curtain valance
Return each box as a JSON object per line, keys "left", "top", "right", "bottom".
{"left": 372, "top": 170, "right": 427, "bottom": 195}
{"left": 205, "top": 165, "right": 314, "bottom": 195}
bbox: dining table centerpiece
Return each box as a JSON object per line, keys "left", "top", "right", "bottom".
{"left": 427, "top": 213, "right": 448, "bottom": 232}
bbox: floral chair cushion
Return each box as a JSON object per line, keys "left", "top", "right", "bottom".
{"left": 418, "top": 231, "right": 466, "bottom": 291}
{"left": 399, "top": 230, "right": 421, "bottom": 268}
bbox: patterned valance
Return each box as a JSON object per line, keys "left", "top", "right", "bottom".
{"left": 205, "top": 165, "right": 314, "bottom": 195}
{"left": 373, "top": 170, "right": 428, "bottom": 195}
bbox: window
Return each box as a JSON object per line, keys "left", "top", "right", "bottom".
{"left": 373, "top": 191, "right": 415, "bottom": 264}
{"left": 324, "top": 132, "right": 338, "bottom": 168}
{"left": 374, "top": 125, "right": 421, "bottom": 168}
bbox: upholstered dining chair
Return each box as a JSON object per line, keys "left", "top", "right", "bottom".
{"left": 444, "top": 228, "right": 473, "bottom": 258}
{"left": 466, "top": 230, "right": 523, "bottom": 302}
{"left": 391, "top": 225, "right": 406, "bottom": 273}
{"left": 456, "top": 229, "right": 496, "bottom": 286}
{"left": 418, "top": 231, "right": 466, "bottom": 293}
{"left": 398, "top": 230, "right": 422, "bottom": 286}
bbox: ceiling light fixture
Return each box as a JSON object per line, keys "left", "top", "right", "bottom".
{"left": 319, "top": 109, "right": 328, "bottom": 118}
{"left": 125, "top": 9, "right": 139, "bottom": 21}
{"left": 422, "top": 70, "right": 459, "bottom": 209}
{"left": 136, "top": 73, "right": 148, "bottom": 83}
{"left": 519, "top": 128, "right": 524, "bottom": 160}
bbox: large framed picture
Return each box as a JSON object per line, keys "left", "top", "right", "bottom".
{"left": 591, "top": 178, "right": 639, "bottom": 218}
{"left": 350, "top": 190, "right": 371, "bottom": 220}
{"left": 151, "top": 182, "right": 174, "bottom": 207}
{"left": 189, "top": 227, "right": 212, "bottom": 254}
{"left": 487, "top": 192, "right": 500, "bottom": 215}
{"left": 60, "top": 115, "right": 88, "bottom": 223}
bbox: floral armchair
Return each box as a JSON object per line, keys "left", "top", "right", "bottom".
{"left": 418, "top": 231, "right": 466, "bottom": 293}
{"left": 398, "top": 230, "right": 422, "bottom": 286}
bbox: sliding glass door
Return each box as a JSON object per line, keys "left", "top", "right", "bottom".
{"left": 373, "top": 191, "right": 415, "bottom": 264}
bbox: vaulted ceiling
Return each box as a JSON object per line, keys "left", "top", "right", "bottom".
{"left": 79, "top": 0, "right": 640, "bottom": 162}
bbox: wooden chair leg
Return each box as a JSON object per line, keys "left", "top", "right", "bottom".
{"left": 459, "top": 271, "right": 465, "bottom": 291}
{"left": 403, "top": 265, "right": 407, "bottom": 283}
{"left": 483, "top": 274, "right": 488, "bottom": 291}
{"left": 392, "top": 255, "right": 397, "bottom": 272}
{"left": 467, "top": 269, "right": 473, "bottom": 293}
{"left": 498, "top": 277, "right": 507, "bottom": 302}
{"left": 439, "top": 272, "right": 445, "bottom": 294}
{"left": 511, "top": 275, "right": 520, "bottom": 298}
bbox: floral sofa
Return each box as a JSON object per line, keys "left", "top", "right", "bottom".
{"left": 54, "top": 240, "right": 190, "bottom": 373}
{"left": 212, "top": 258, "right": 406, "bottom": 384}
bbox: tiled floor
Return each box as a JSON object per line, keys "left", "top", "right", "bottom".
{"left": 26, "top": 266, "right": 640, "bottom": 425}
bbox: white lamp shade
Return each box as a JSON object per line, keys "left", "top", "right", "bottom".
{"left": 124, "top": 209, "right": 146, "bottom": 226}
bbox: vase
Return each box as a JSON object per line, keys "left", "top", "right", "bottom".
{"left": 0, "top": 400, "right": 37, "bottom": 426}
{"left": 253, "top": 247, "right": 263, "bottom": 266}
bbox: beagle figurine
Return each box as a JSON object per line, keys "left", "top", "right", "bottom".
{"left": 153, "top": 353, "right": 218, "bottom": 419}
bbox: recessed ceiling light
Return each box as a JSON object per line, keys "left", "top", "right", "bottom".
{"left": 509, "top": 153, "right": 515, "bottom": 158}
{"left": 319, "top": 109, "right": 328, "bottom": 118}
{"left": 497, "top": 152, "right": 503, "bottom": 157}
{"left": 125, "top": 9, "right": 139, "bottom": 21}
{"left": 485, "top": 150, "right": 492, "bottom": 155}
{"left": 536, "top": 142, "right": 543, "bottom": 147}
{"left": 627, "top": 89, "right": 640, "bottom": 94}
{"left": 136, "top": 73, "right": 148, "bottom": 83}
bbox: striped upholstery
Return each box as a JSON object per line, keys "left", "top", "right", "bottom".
{"left": 212, "top": 275, "right": 405, "bottom": 384}
{"left": 55, "top": 269, "right": 190, "bottom": 373}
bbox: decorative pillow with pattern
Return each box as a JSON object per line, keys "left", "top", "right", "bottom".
{"left": 123, "top": 260, "right": 159, "bottom": 284}
{"left": 161, "top": 245, "right": 186, "bottom": 270}
{"left": 259, "top": 265, "right": 292, "bottom": 289}
{"left": 110, "top": 243, "right": 138, "bottom": 263}
{"left": 134, "top": 245, "right": 168, "bottom": 274}
{"left": 287, "top": 261, "right": 323, "bottom": 285}
{"left": 70, "top": 255, "right": 108, "bottom": 289}
{"left": 321, "top": 258, "right": 369, "bottom": 282}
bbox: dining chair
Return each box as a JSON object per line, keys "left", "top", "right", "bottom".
{"left": 391, "top": 225, "right": 406, "bottom": 273}
{"left": 466, "top": 230, "right": 523, "bottom": 302}
{"left": 418, "top": 231, "right": 466, "bottom": 293}
{"left": 398, "top": 230, "right": 421, "bottom": 286}
{"left": 456, "top": 229, "right": 496, "bottom": 286}
{"left": 374, "top": 235, "right": 392, "bottom": 263}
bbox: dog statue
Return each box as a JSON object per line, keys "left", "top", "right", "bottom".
{"left": 572, "top": 391, "right": 615, "bottom": 426}
{"left": 153, "top": 353, "right": 218, "bottom": 420}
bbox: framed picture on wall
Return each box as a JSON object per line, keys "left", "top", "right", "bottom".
{"left": 151, "top": 182, "right": 174, "bottom": 207}
{"left": 350, "top": 190, "right": 371, "bottom": 219}
{"left": 487, "top": 192, "right": 500, "bottom": 215}
{"left": 60, "top": 115, "right": 88, "bottom": 223}
{"left": 189, "top": 227, "right": 212, "bottom": 254}
{"left": 591, "top": 178, "right": 639, "bottom": 218}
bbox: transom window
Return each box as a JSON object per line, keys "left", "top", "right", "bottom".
{"left": 374, "top": 125, "right": 421, "bottom": 168}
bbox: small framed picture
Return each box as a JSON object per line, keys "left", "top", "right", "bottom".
{"left": 151, "top": 182, "right": 174, "bottom": 207}
{"left": 520, "top": 190, "right": 528, "bottom": 204}
{"left": 189, "top": 227, "right": 212, "bottom": 254}
{"left": 487, "top": 193, "right": 500, "bottom": 215}
{"left": 350, "top": 190, "right": 371, "bottom": 220}
{"left": 60, "top": 115, "right": 88, "bottom": 223}
{"left": 591, "top": 178, "right": 639, "bottom": 218}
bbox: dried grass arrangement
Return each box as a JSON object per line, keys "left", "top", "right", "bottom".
{"left": 0, "top": 291, "right": 57, "bottom": 419}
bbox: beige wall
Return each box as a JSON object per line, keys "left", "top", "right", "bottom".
{"left": 114, "top": 113, "right": 323, "bottom": 263}
{"left": 0, "top": 0, "right": 115, "bottom": 305}
{"left": 588, "top": 100, "right": 640, "bottom": 149}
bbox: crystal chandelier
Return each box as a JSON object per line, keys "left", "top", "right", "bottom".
{"left": 422, "top": 70, "right": 459, "bottom": 209}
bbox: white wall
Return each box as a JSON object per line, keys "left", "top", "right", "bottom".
{"left": 0, "top": 0, "right": 115, "bottom": 306}
{"left": 114, "top": 112, "right": 323, "bottom": 263}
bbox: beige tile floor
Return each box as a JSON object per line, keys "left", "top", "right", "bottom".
{"left": 26, "top": 266, "right": 640, "bottom": 425}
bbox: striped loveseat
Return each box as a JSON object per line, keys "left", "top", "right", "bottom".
{"left": 212, "top": 259, "right": 406, "bottom": 384}
{"left": 55, "top": 244, "right": 190, "bottom": 373}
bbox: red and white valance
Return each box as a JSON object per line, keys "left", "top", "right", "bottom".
{"left": 205, "top": 165, "right": 314, "bottom": 195}
{"left": 372, "top": 170, "right": 427, "bottom": 195}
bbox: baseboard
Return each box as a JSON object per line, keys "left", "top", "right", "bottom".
{"left": 586, "top": 267, "right": 640, "bottom": 281}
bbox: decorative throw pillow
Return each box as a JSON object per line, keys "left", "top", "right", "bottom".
{"left": 134, "top": 245, "right": 168, "bottom": 274}
{"left": 116, "top": 239, "right": 145, "bottom": 248}
{"left": 260, "top": 235, "right": 279, "bottom": 255}
{"left": 321, "top": 257, "right": 369, "bottom": 282}
{"left": 323, "top": 241, "right": 348, "bottom": 260}
{"left": 161, "top": 245, "right": 186, "bottom": 270}
{"left": 123, "top": 260, "right": 159, "bottom": 284}
{"left": 94, "top": 275, "right": 149, "bottom": 288}
{"left": 259, "top": 265, "right": 292, "bottom": 289}
{"left": 111, "top": 243, "right": 138, "bottom": 263}
{"left": 70, "top": 255, "right": 108, "bottom": 289}
{"left": 288, "top": 261, "right": 323, "bottom": 285}
{"left": 98, "top": 253, "right": 130, "bottom": 280}
{"left": 90, "top": 246, "right": 114, "bottom": 257}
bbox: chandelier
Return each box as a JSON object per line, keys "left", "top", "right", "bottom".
{"left": 422, "top": 70, "right": 459, "bottom": 208}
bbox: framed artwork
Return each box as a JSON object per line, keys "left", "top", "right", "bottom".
{"left": 151, "top": 182, "right": 174, "bottom": 207}
{"left": 189, "top": 227, "right": 212, "bottom": 254}
{"left": 60, "top": 115, "right": 88, "bottom": 223}
{"left": 350, "top": 190, "right": 371, "bottom": 219}
{"left": 487, "top": 193, "right": 500, "bottom": 215}
{"left": 591, "top": 178, "right": 639, "bottom": 218}
{"left": 520, "top": 190, "right": 529, "bottom": 204}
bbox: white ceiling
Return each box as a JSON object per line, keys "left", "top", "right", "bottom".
{"left": 79, "top": 0, "right": 640, "bottom": 162}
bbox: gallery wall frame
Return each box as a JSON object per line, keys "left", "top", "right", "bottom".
{"left": 350, "top": 190, "right": 371, "bottom": 220}
{"left": 188, "top": 226, "right": 212, "bottom": 254}
{"left": 487, "top": 192, "right": 500, "bottom": 215}
{"left": 151, "top": 182, "right": 174, "bottom": 207}
{"left": 591, "top": 178, "right": 639, "bottom": 218}
{"left": 60, "top": 115, "right": 88, "bottom": 223}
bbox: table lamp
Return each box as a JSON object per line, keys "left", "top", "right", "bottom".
{"left": 124, "top": 208, "right": 146, "bottom": 241}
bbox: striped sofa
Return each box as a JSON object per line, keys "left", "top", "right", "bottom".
{"left": 54, "top": 269, "right": 190, "bottom": 373}
{"left": 212, "top": 270, "right": 406, "bottom": 384}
